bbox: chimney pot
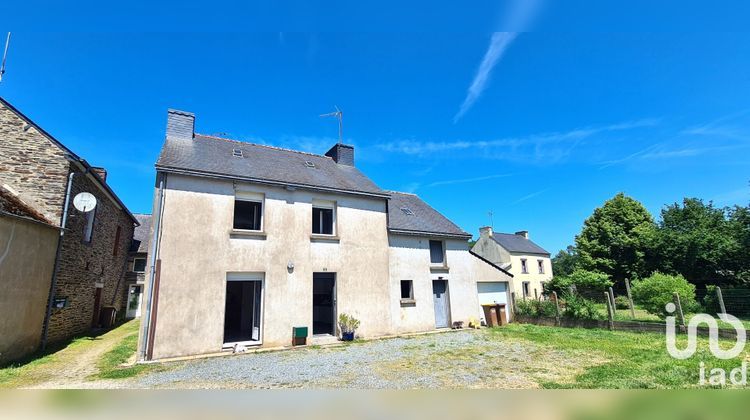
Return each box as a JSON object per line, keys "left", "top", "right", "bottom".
{"left": 91, "top": 167, "right": 107, "bottom": 182}
{"left": 325, "top": 143, "right": 355, "bottom": 166}
{"left": 515, "top": 230, "right": 529, "bottom": 239}
{"left": 166, "top": 109, "right": 195, "bottom": 140}
{"left": 479, "top": 226, "right": 493, "bottom": 238}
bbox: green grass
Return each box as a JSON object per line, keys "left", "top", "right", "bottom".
{"left": 93, "top": 322, "right": 147, "bottom": 379}
{"left": 489, "top": 323, "right": 748, "bottom": 388}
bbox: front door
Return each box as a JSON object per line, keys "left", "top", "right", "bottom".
{"left": 432, "top": 280, "right": 451, "bottom": 328}
{"left": 126, "top": 285, "right": 143, "bottom": 318}
{"left": 313, "top": 273, "right": 336, "bottom": 335}
{"left": 223, "top": 273, "right": 264, "bottom": 346}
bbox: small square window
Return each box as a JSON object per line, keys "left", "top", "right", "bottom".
{"left": 133, "top": 258, "right": 147, "bottom": 273}
{"left": 312, "top": 203, "right": 335, "bottom": 235}
{"left": 520, "top": 258, "right": 528, "bottom": 274}
{"left": 429, "top": 240, "right": 444, "bottom": 265}
{"left": 400, "top": 280, "right": 414, "bottom": 300}
{"left": 234, "top": 199, "right": 263, "bottom": 231}
{"left": 538, "top": 259, "right": 545, "bottom": 274}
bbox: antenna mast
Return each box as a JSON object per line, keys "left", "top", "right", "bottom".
{"left": 488, "top": 211, "right": 494, "bottom": 229}
{"left": 0, "top": 33, "right": 10, "bottom": 84}
{"left": 320, "top": 106, "right": 343, "bottom": 144}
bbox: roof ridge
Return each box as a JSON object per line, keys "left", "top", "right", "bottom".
{"left": 386, "top": 190, "right": 417, "bottom": 196}
{"left": 195, "top": 133, "right": 333, "bottom": 160}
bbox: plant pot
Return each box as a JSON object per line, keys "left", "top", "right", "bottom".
{"left": 341, "top": 331, "right": 355, "bottom": 341}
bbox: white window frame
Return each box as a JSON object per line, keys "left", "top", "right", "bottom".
{"left": 223, "top": 272, "right": 265, "bottom": 348}
{"left": 429, "top": 240, "right": 446, "bottom": 266}
{"left": 233, "top": 191, "right": 265, "bottom": 232}
{"left": 312, "top": 199, "right": 336, "bottom": 236}
{"left": 538, "top": 259, "right": 545, "bottom": 274}
{"left": 520, "top": 258, "right": 528, "bottom": 274}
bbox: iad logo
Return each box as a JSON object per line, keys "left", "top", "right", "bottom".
{"left": 664, "top": 303, "right": 748, "bottom": 386}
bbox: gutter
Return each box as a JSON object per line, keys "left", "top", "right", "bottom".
{"left": 155, "top": 165, "right": 392, "bottom": 200}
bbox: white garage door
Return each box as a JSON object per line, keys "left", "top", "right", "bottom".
{"left": 477, "top": 282, "right": 511, "bottom": 323}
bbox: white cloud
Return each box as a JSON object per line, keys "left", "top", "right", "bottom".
{"left": 512, "top": 189, "right": 548, "bottom": 205}
{"left": 427, "top": 173, "right": 513, "bottom": 188}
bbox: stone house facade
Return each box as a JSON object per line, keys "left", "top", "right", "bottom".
{"left": 0, "top": 96, "right": 138, "bottom": 345}
{"left": 123, "top": 214, "right": 151, "bottom": 319}
{"left": 140, "top": 109, "right": 514, "bottom": 360}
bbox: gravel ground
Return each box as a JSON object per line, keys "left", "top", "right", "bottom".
{"left": 132, "top": 329, "right": 593, "bottom": 389}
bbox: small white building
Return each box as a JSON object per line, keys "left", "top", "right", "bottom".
{"left": 471, "top": 227, "right": 553, "bottom": 301}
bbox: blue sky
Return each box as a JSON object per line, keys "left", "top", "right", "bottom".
{"left": 1, "top": 24, "right": 749, "bottom": 253}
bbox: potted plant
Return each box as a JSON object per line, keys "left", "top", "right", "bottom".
{"left": 338, "top": 313, "right": 360, "bottom": 341}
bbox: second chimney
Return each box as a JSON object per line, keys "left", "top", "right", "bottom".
{"left": 515, "top": 230, "right": 529, "bottom": 239}
{"left": 90, "top": 167, "right": 107, "bottom": 183}
{"left": 166, "top": 109, "right": 195, "bottom": 140}
{"left": 479, "top": 226, "right": 493, "bottom": 238}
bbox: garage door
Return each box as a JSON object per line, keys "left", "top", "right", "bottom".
{"left": 477, "top": 282, "right": 511, "bottom": 323}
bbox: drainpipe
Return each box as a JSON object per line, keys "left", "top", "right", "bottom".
{"left": 41, "top": 171, "right": 75, "bottom": 351}
{"left": 139, "top": 177, "right": 165, "bottom": 361}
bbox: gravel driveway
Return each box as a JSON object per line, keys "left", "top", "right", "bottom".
{"left": 131, "top": 329, "right": 592, "bottom": 389}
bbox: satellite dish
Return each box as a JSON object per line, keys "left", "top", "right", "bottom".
{"left": 73, "top": 192, "right": 97, "bottom": 212}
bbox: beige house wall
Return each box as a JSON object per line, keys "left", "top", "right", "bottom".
{"left": 147, "top": 173, "right": 392, "bottom": 360}
{"left": 509, "top": 253, "right": 553, "bottom": 300}
{"left": 388, "top": 235, "right": 514, "bottom": 333}
{"left": 0, "top": 215, "right": 57, "bottom": 364}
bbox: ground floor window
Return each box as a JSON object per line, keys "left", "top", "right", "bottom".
{"left": 400, "top": 280, "right": 414, "bottom": 303}
{"left": 522, "top": 281, "right": 531, "bottom": 299}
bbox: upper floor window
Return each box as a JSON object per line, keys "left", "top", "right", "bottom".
{"left": 429, "top": 240, "right": 445, "bottom": 265}
{"left": 538, "top": 259, "right": 545, "bottom": 274}
{"left": 83, "top": 208, "right": 96, "bottom": 243}
{"left": 234, "top": 191, "right": 264, "bottom": 231}
{"left": 133, "top": 258, "right": 147, "bottom": 273}
{"left": 520, "top": 258, "right": 528, "bottom": 274}
{"left": 312, "top": 200, "right": 335, "bottom": 235}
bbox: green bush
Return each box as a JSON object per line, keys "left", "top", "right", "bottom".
{"left": 543, "top": 270, "right": 612, "bottom": 301}
{"left": 614, "top": 296, "right": 630, "bottom": 310}
{"left": 515, "top": 299, "right": 558, "bottom": 318}
{"left": 703, "top": 285, "right": 720, "bottom": 313}
{"left": 562, "top": 294, "right": 603, "bottom": 320}
{"left": 631, "top": 272, "right": 698, "bottom": 318}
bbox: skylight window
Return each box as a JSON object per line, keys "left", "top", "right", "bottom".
{"left": 400, "top": 207, "right": 414, "bottom": 216}
{"left": 232, "top": 148, "right": 243, "bottom": 158}
{"left": 305, "top": 160, "right": 316, "bottom": 168}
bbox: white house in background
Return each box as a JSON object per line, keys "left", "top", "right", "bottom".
{"left": 471, "top": 227, "right": 553, "bottom": 300}
{"left": 139, "top": 109, "right": 515, "bottom": 361}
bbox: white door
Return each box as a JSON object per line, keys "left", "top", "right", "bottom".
{"left": 126, "top": 285, "right": 143, "bottom": 318}
{"left": 477, "top": 282, "right": 510, "bottom": 324}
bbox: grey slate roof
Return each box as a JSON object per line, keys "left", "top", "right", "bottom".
{"left": 130, "top": 214, "right": 152, "bottom": 253}
{"left": 387, "top": 191, "right": 471, "bottom": 239}
{"left": 492, "top": 232, "right": 550, "bottom": 255}
{"left": 156, "top": 134, "right": 388, "bottom": 198}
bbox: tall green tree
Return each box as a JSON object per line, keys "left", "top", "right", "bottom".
{"left": 651, "top": 198, "right": 738, "bottom": 286}
{"left": 725, "top": 204, "right": 750, "bottom": 284}
{"left": 575, "top": 193, "right": 655, "bottom": 285}
{"left": 551, "top": 245, "right": 579, "bottom": 277}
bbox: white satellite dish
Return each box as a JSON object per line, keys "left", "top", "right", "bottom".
{"left": 73, "top": 192, "right": 97, "bottom": 212}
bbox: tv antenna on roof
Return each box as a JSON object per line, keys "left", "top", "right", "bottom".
{"left": 320, "top": 106, "right": 343, "bottom": 144}
{"left": 0, "top": 33, "right": 10, "bottom": 84}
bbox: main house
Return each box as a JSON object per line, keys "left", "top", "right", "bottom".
{"left": 140, "top": 109, "right": 514, "bottom": 360}
{"left": 0, "top": 97, "right": 138, "bottom": 355}
{"left": 471, "top": 227, "right": 553, "bottom": 300}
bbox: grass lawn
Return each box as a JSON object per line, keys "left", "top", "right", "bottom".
{"left": 490, "top": 323, "right": 749, "bottom": 388}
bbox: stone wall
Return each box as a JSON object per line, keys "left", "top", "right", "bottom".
{"left": 0, "top": 102, "right": 69, "bottom": 224}
{"left": 46, "top": 167, "right": 135, "bottom": 342}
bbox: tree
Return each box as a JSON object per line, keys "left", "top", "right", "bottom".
{"left": 575, "top": 193, "right": 655, "bottom": 286}
{"left": 727, "top": 204, "right": 750, "bottom": 284}
{"left": 631, "top": 272, "right": 698, "bottom": 318}
{"left": 543, "top": 269, "right": 612, "bottom": 300}
{"left": 650, "top": 198, "right": 738, "bottom": 287}
{"left": 551, "top": 245, "right": 579, "bottom": 277}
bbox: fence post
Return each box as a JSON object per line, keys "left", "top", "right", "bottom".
{"left": 625, "top": 278, "right": 636, "bottom": 319}
{"left": 673, "top": 292, "right": 686, "bottom": 331}
{"left": 511, "top": 292, "right": 517, "bottom": 319}
{"left": 604, "top": 292, "right": 614, "bottom": 330}
{"left": 608, "top": 287, "right": 616, "bottom": 316}
{"left": 716, "top": 286, "right": 727, "bottom": 315}
{"left": 552, "top": 291, "right": 561, "bottom": 326}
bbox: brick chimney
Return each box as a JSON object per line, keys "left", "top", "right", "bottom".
{"left": 479, "top": 226, "right": 493, "bottom": 238}
{"left": 515, "top": 230, "right": 529, "bottom": 239}
{"left": 90, "top": 167, "right": 107, "bottom": 182}
{"left": 166, "top": 109, "right": 195, "bottom": 140}
{"left": 325, "top": 143, "right": 354, "bottom": 166}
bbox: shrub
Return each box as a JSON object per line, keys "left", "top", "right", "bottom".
{"left": 562, "top": 294, "right": 603, "bottom": 320}
{"left": 631, "top": 272, "right": 698, "bottom": 318}
{"left": 543, "top": 270, "right": 612, "bottom": 300}
{"left": 614, "top": 296, "right": 630, "bottom": 310}
{"left": 703, "top": 285, "right": 720, "bottom": 313}
{"left": 515, "top": 299, "right": 558, "bottom": 318}
{"left": 338, "top": 313, "right": 360, "bottom": 333}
